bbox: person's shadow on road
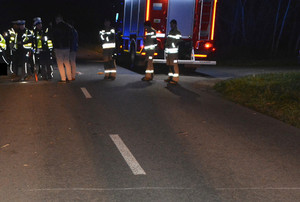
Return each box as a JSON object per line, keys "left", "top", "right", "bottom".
{"left": 165, "top": 83, "right": 200, "bottom": 102}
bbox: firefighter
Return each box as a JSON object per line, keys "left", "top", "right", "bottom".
{"left": 141, "top": 21, "right": 157, "bottom": 81}
{"left": 164, "top": 19, "right": 182, "bottom": 85}
{"left": 13, "top": 20, "right": 33, "bottom": 81}
{"left": 99, "top": 19, "right": 117, "bottom": 80}
{"left": 32, "top": 17, "right": 54, "bottom": 80}
{"left": 5, "top": 20, "right": 19, "bottom": 77}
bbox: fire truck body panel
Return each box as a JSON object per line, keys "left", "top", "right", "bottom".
{"left": 120, "top": 0, "right": 217, "bottom": 66}
{"left": 166, "top": 0, "right": 195, "bottom": 39}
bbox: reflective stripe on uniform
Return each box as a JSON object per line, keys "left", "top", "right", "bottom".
{"left": 165, "top": 48, "right": 178, "bottom": 54}
{"left": 145, "top": 70, "right": 154, "bottom": 74}
{"left": 156, "top": 33, "right": 165, "bottom": 38}
{"left": 105, "top": 69, "right": 117, "bottom": 73}
{"left": 167, "top": 34, "right": 181, "bottom": 39}
{"left": 103, "top": 43, "right": 116, "bottom": 49}
{"left": 168, "top": 73, "right": 179, "bottom": 77}
{"left": 144, "top": 44, "right": 157, "bottom": 50}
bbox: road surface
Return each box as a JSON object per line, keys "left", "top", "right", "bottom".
{"left": 0, "top": 62, "right": 300, "bottom": 202}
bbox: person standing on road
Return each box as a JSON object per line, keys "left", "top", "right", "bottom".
{"left": 141, "top": 21, "right": 157, "bottom": 81}
{"left": 99, "top": 19, "right": 117, "bottom": 80}
{"left": 13, "top": 20, "right": 33, "bottom": 81}
{"left": 5, "top": 21, "right": 19, "bottom": 77}
{"left": 164, "top": 19, "right": 182, "bottom": 85}
{"left": 32, "top": 17, "right": 54, "bottom": 81}
{"left": 69, "top": 20, "right": 78, "bottom": 81}
{"left": 52, "top": 14, "right": 72, "bottom": 83}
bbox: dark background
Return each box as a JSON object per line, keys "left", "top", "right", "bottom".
{"left": 1, "top": 0, "right": 300, "bottom": 61}
{"left": 0, "top": 0, "right": 120, "bottom": 45}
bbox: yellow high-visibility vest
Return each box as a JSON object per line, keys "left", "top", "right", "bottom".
{"left": 0, "top": 34, "right": 6, "bottom": 51}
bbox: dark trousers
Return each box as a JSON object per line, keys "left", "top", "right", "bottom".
{"left": 13, "top": 49, "right": 30, "bottom": 77}
{"left": 36, "top": 52, "right": 53, "bottom": 80}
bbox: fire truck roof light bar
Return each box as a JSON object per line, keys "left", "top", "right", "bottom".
{"left": 211, "top": 0, "right": 218, "bottom": 41}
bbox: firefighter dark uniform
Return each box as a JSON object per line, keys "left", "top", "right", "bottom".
{"left": 0, "top": 34, "right": 8, "bottom": 64}
{"left": 165, "top": 20, "right": 182, "bottom": 84}
{"left": 142, "top": 24, "right": 157, "bottom": 81}
{"left": 99, "top": 26, "right": 117, "bottom": 80}
{"left": 32, "top": 17, "right": 54, "bottom": 80}
{"left": 13, "top": 20, "right": 33, "bottom": 80}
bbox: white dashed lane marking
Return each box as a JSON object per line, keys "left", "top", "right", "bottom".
{"left": 81, "top": 87, "right": 92, "bottom": 99}
{"left": 110, "top": 134, "right": 146, "bottom": 175}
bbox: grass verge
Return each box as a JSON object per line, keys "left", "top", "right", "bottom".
{"left": 214, "top": 72, "right": 300, "bottom": 128}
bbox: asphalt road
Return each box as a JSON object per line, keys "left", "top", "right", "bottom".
{"left": 0, "top": 62, "right": 300, "bottom": 202}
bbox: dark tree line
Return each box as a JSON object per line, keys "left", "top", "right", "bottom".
{"left": 215, "top": 0, "right": 300, "bottom": 59}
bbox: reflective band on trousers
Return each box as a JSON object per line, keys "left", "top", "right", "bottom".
{"left": 168, "top": 73, "right": 179, "bottom": 77}
{"left": 103, "top": 43, "right": 116, "bottom": 49}
{"left": 144, "top": 44, "right": 157, "bottom": 50}
{"left": 105, "top": 70, "right": 117, "bottom": 73}
{"left": 145, "top": 70, "right": 154, "bottom": 74}
{"left": 165, "top": 48, "right": 178, "bottom": 54}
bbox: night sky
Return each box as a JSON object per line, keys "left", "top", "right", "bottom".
{"left": 0, "top": 0, "right": 119, "bottom": 44}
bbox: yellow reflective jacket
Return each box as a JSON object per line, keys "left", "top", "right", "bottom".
{"left": 15, "top": 29, "right": 33, "bottom": 50}
{"left": 0, "top": 34, "right": 6, "bottom": 51}
{"left": 33, "top": 28, "right": 53, "bottom": 52}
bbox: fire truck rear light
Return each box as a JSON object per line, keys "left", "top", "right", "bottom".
{"left": 120, "top": 45, "right": 123, "bottom": 49}
{"left": 205, "top": 42, "right": 213, "bottom": 49}
{"left": 212, "top": 48, "right": 216, "bottom": 51}
{"left": 194, "top": 54, "right": 207, "bottom": 58}
{"left": 154, "top": 53, "right": 158, "bottom": 56}
{"left": 141, "top": 52, "right": 146, "bottom": 56}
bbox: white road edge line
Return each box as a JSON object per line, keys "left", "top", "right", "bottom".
{"left": 216, "top": 187, "right": 300, "bottom": 191}
{"left": 27, "top": 187, "right": 193, "bottom": 192}
{"left": 110, "top": 134, "right": 146, "bottom": 175}
{"left": 81, "top": 87, "right": 92, "bottom": 99}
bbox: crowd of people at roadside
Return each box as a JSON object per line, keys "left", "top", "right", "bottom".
{"left": 1, "top": 15, "right": 183, "bottom": 85}
{"left": 0, "top": 14, "right": 78, "bottom": 83}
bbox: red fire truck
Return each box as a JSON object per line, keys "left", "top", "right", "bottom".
{"left": 118, "top": 0, "right": 218, "bottom": 68}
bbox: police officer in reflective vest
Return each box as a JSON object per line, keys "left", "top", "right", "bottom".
{"left": 165, "top": 19, "right": 182, "bottom": 85}
{"left": 13, "top": 20, "right": 33, "bottom": 81}
{"left": 32, "top": 17, "right": 54, "bottom": 80}
{"left": 5, "top": 20, "right": 19, "bottom": 77}
{"left": 141, "top": 21, "right": 157, "bottom": 81}
{"left": 99, "top": 19, "right": 117, "bottom": 80}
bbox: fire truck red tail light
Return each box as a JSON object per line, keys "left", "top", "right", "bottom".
{"left": 205, "top": 42, "right": 213, "bottom": 49}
